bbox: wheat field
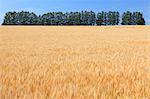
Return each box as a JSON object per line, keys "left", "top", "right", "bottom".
{"left": 0, "top": 26, "right": 150, "bottom": 99}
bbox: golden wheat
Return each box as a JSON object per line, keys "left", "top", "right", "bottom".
{"left": 0, "top": 26, "right": 150, "bottom": 99}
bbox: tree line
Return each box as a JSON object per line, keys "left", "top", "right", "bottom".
{"left": 2, "top": 11, "right": 145, "bottom": 25}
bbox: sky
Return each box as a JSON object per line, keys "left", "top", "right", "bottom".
{"left": 0, "top": 0, "right": 150, "bottom": 24}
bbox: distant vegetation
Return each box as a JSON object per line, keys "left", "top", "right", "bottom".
{"left": 2, "top": 11, "right": 145, "bottom": 25}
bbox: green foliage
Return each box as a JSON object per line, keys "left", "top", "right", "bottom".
{"left": 2, "top": 11, "right": 145, "bottom": 25}
{"left": 97, "top": 11, "right": 120, "bottom": 26}
{"left": 3, "top": 11, "right": 38, "bottom": 25}
{"left": 121, "top": 11, "right": 145, "bottom": 25}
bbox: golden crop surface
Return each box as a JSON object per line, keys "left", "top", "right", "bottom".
{"left": 0, "top": 26, "right": 150, "bottom": 99}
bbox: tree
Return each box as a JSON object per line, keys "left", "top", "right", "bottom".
{"left": 70, "top": 12, "right": 81, "bottom": 25}
{"left": 96, "top": 12, "right": 103, "bottom": 25}
{"left": 115, "top": 12, "right": 120, "bottom": 25}
{"left": 107, "top": 11, "right": 120, "bottom": 25}
{"left": 80, "top": 11, "right": 88, "bottom": 25}
{"left": 3, "top": 12, "right": 17, "bottom": 25}
{"left": 107, "top": 11, "right": 114, "bottom": 25}
{"left": 41, "top": 12, "right": 54, "bottom": 25}
{"left": 103, "top": 12, "right": 107, "bottom": 25}
{"left": 137, "top": 18, "right": 145, "bottom": 25}
{"left": 121, "top": 11, "right": 132, "bottom": 25}
{"left": 54, "top": 12, "right": 64, "bottom": 25}
{"left": 3, "top": 11, "right": 38, "bottom": 25}
{"left": 121, "top": 11, "right": 145, "bottom": 25}
{"left": 132, "top": 12, "right": 145, "bottom": 25}
{"left": 2, "top": 10, "right": 145, "bottom": 26}
{"left": 96, "top": 11, "right": 107, "bottom": 25}
{"left": 66, "top": 12, "right": 78, "bottom": 25}
{"left": 88, "top": 11, "right": 96, "bottom": 25}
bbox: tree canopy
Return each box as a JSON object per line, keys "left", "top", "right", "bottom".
{"left": 2, "top": 11, "right": 145, "bottom": 25}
